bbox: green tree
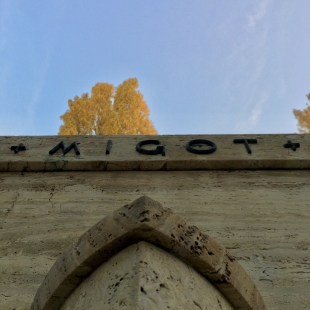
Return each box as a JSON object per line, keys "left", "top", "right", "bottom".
{"left": 293, "top": 94, "right": 310, "bottom": 133}
{"left": 59, "top": 78, "right": 157, "bottom": 135}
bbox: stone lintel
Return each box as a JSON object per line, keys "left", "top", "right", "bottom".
{"left": 0, "top": 134, "right": 310, "bottom": 171}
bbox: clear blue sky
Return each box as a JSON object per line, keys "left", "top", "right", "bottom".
{"left": 1, "top": 0, "right": 309, "bottom": 135}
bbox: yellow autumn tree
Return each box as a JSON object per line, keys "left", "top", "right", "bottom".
{"left": 59, "top": 93, "right": 92, "bottom": 135}
{"left": 293, "top": 94, "right": 310, "bottom": 133}
{"left": 113, "top": 78, "right": 157, "bottom": 134}
{"left": 58, "top": 78, "right": 157, "bottom": 135}
{"left": 89, "top": 82, "right": 116, "bottom": 135}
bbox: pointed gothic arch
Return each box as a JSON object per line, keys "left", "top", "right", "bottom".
{"left": 31, "top": 196, "right": 266, "bottom": 310}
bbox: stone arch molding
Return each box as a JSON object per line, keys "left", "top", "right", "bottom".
{"left": 31, "top": 196, "right": 266, "bottom": 310}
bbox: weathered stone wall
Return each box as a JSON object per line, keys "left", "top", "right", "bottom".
{"left": 1, "top": 170, "right": 309, "bottom": 309}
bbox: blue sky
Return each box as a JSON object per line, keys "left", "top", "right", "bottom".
{"left": 1, "top": 0, "right": 309, "bottom": 135}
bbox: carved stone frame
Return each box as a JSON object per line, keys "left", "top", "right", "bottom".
{"left": 31, "top": 196, "right": 266, "bottom": 310}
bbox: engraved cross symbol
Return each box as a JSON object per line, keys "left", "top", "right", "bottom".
{"left": 11, "top": 143, "right": 26, "bottom": 154}
{"left": 283, "top": 140, "right": 300, "bottom": 151}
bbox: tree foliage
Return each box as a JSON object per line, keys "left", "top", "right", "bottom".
{"left": 59, "top": 78, "right": 157, "bottom": 135}
{"left": 293, "top": 94, "right": 310, "bottom": 133}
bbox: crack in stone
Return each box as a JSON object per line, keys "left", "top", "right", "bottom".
{"left": 49, "top": 192, "right": 55, "bottom": 209}
{"left": 3, "top": 192, "right": 20, "bottom": 223}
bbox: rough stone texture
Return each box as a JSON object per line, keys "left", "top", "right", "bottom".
{"left": 1, "top": 134, "right": 310, "bottom": 171}
{"left": 0, "top": 170, "right": 310, "bottom": 309}
{"left": 60, "top": 241, "right": 234, "bottom": 310}
{"left": 31, "top": 196, "right": 264, "bottom": 310}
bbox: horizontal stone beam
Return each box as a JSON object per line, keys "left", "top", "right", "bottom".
{"left": 0, "top": 134, "right": 310, "bottom": 171}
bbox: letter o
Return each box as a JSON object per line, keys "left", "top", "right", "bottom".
{"left": 186, "top": 139, "right": 217, "bottom": 154}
